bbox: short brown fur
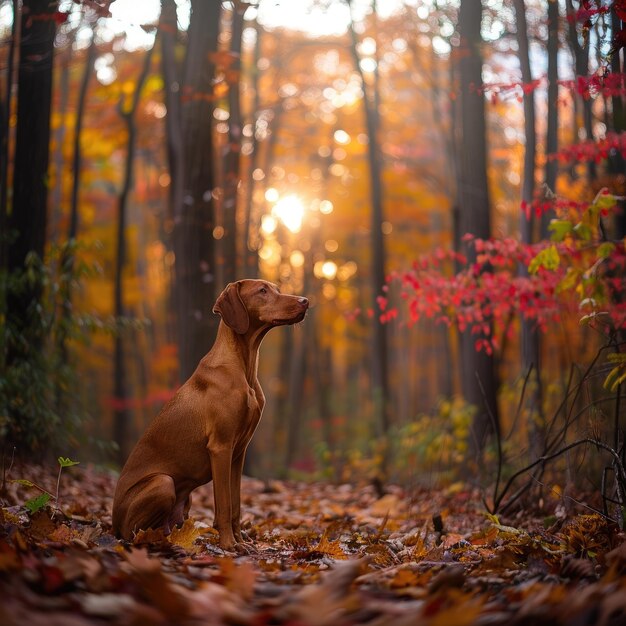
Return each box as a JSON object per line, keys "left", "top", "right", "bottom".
{"left": 112, "top": 279, "right": 308, "bottom": 550}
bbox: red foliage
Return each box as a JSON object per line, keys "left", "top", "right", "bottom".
{"left": 377, "top": 231, "right": 626, "bottom": 353}
{"left": 549, "top": 131, "right": 626, "bottom": 164}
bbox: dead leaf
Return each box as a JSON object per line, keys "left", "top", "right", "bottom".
{"left": 220, "top": 557, "right": 257, "bottom": 601}
{"left": 371, "top": 494, "right": 403, "bottom": 517}
{"left": 167, "top": 518, "right": 211, "bottom": 551}
{"left": 123, "top": 548, "right": 190, "bottom": 620}
{"left": 132, "top": 527, "right": 168, "bottom": 546}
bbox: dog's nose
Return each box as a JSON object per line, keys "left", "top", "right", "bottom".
{"left": 299, "top": 297, "right": 309, "bottom": 306}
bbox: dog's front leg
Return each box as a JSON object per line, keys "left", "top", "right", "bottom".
{"left": 208, "top": 447, "right": 237, "bottom": 550}
{"left": 230, "top": 452, "right": 246, "bottom": 542}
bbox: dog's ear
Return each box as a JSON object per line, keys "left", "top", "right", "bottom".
{"left": 213, "top": 282, "right": 249, "bottom": 334}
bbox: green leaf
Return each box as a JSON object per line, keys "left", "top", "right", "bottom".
{"left": 548, "top": 219, "right": 574, "bottom": 242}
{"left": 24, "top": 493, "right": 51, "bottom": 514}
{"left": 604, "top": 353, "right": 626, "bottom": 392}
{"left": 556, "top": 267, "right": 580, "bottom": 293}
{"left": 593, "top": 191, "right": 617, "bottom": 211}
{"left": 57, "top": 456, "right": 80, "bottom": 468}
{"left": 11, "top": 479, "right": 35, "bottom": 487}
{"left": 529, "top": 245, "right": 560, "bottom": 274}
{"left": 573, "top": 222, "right": 592, "bottom": 241}
{"left": 597, "top": 242, "right": 616, "bottom": 259}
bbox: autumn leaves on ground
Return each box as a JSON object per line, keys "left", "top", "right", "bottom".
{"left": 0, "top": 463, "right": 625, "bottom": 626}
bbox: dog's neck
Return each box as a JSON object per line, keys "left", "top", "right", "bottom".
{"left": 213, "top": 321, "right": 270, "bottom": 385}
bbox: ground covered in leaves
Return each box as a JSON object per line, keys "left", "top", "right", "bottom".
{"left": 1, "top": 464, "right": 626, "bottom": 625}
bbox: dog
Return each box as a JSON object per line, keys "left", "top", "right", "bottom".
{"left": 112, "top": 279, "right": 308, "bottom": 550}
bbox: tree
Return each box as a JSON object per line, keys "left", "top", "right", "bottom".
{"left": 2, "top": 0, "right": 59, "bottom": 448}
{"left": 113, "top": 45, "right": 155, "bottom": 462}
{"left": 456, "top": 0, "right": 500, "bottom": 457}
{"left": 347, "top": 0, "right": 391, "bottom": 445}
{"left": 565, "top": 0, "right": 595, "bottom": 180}
{"left": 543, "top": 0, "right": 559, "bottom": 234}
{"left": 0, "top": 0, "right": 18, "bottom": 267}
{"left": 159, "top": 0, "right": 184, "bottom": 228}
{"left": 174, "top": 0, "right": 222, "bottom": 382}
{"left": 514, "top": 0, "right": 544, "bottom": 460}
{"left": 222, "top": 1, "right": 248, "bottom": 285}
{"left": 7, "top": 0, "right": 59, "bottom": 324}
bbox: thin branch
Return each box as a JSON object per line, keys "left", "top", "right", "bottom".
{"left": 493, "top": 438, "right": 626, "bottom": 514}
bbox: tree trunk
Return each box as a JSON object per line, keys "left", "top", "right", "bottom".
{"left": 56, "top": 35, "right": 97, "bottom": 416}
{"left": 8, "top": 0, "right": 58, "bottom": 274}
{"left": 514, "top": 0, "right": 544, "bottom": 460}
{"left": 565, "top": 0, "right": 595, "bottom": 180}
{"left": 543, "top": 0, "right": 559, "bottom": 236}
{"left": 0, "top": 0, "right": 18, "bottom": 313}
{"left": 243, "top": 22, "right": 262, "bottom": 278}
{"left": 5, "top": 0, "right": 58, "bottom": 419}
{"left": 174, "top": 0, "right": 221, "bottom": 382}
{"left": 347, "top": 0, "right": 391, "bottom": 446}
{"left": 610, "top": 10, "right": 626, "bottom": 239}
{"left": 50, "top": 46, "right": 70, "bottom": 244}
{"left": 113, "top": 45, "right": 154, "bottom": 463}
{"left": 160, "top": 0, "right": 184, "bottom": 225}
{"left": 456, "top": 0, "right": 500, "bottom": 458}
{"left": 222, "top": 1, "right": 246, "bottom": 285}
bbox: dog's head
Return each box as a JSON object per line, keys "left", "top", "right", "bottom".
{"left": 213, "top": 280, "right": 308, "bottom": 334}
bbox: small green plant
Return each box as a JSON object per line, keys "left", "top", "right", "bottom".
{"left": 10, "top": 456, "right": 80, "bottom": 515}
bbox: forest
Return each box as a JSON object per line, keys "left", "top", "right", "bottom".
{"left": 1, "top": 0, "right": 626, "bottom": 623}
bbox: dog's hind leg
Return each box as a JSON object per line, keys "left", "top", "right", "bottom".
{"left": 118, "top": 474, "right": 176, "bottom": 538}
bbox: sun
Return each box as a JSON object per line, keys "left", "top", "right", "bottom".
{"left": 272, "top": 195, "right": 305, "bottom": 233}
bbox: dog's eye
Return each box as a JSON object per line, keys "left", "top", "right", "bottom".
{"left": 260, "top": 287, "right": 267, "bottom": 294}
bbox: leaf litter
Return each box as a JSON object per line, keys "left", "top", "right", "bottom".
{"left": 1, "top": 463, "right": 625, "bottom": 625}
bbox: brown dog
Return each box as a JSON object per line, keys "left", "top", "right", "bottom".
{"left": 112, "top": 279, "right": 308, "bottom": 550}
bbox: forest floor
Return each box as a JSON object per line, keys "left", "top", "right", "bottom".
{"left": 1, "top": 463, "right": 625, "bottom": 625}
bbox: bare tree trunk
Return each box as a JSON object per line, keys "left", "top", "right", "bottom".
{"left": 56, "top": 35, "right": 97, "bottom": 416}
{"left": 159, "top": 0, "right": 184, "bottom": 226}
{"left": 543, "top": 0, "right": 559, "bottom": 236}
{"left": 8, "top": 0, "right": 58, "bottom": 277}
{"left": 0, "top": 0, "right": 19, "bottom": 350}
{"left": 113, "top": 45, "right": 154, "bottom": 463}
{"left": 50, "top": 46, "right": 70, "bottom": 244}
{"left": 610, "top": 10, "right": 626, "bottom": 239}
{"left": 5, "top": 0, "right": 58, "bottom": 430}
{"left": 174, "top": 0, "right": 221, "bottom": 382}
{"left": 284, "top": 328, "right": 306, "bottom": 472}
{"left": 456, "top": 0, "right": 500, "bottom": 458}
{"left": 565, "top": 0, "right": 596, "bottom": 180}
{"left": 347, "top": 0, "right": 391, "bottom": 446}
{"left": 243, "top": 22, "right": 262, "bottom": 278}
{"left": 222, "top": 1, "right": 247, "bottom": 284}
{"left": 159, "top": 0, "right": 184, "bottom": 357}
{"left": 514, "top": 0, "right": 544, "bottom": 460}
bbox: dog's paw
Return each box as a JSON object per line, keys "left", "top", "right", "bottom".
{"left": 233, "top": 541, "right": 257, "bottom": 555}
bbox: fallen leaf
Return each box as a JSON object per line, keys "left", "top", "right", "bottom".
{"left": 167, "top": 518, "right": 211, "bottom": 551}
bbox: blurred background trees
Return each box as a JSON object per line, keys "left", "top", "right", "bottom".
{"left": 0, "top": 0, "right": 624, "bottom": 503}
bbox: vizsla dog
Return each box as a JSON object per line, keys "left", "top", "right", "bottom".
{"left": 112, "top": 279, "right": 308, "bottom": 550}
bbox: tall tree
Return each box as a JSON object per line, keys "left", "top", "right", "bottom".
{"left": 347, "top": 0, "right": 391, "bottom": 445}
{"left": 7, "top": 0, "right": 59, "bottom": 298}
{"left": 565, "top": 0, "right": 595, "bottom": 180}
{"left": 543, "top": 0, "right": 559, "bottom": 235}
{"left": 242, "top": 21, "right": 262, "bottom": 278}
{"left": 456, "top": 0, "right": 500, "bottom": 457}
{"left": 159, "top": 0, "right": 183, "bottom": 227}
{"left": 0, "top": 0, "right": 18, "bottom": 275}
{"left": 610, "top": 9, "right": 626, "bottom": 239}
{"left": 174, "top": 0, "right": 222, "bottom": 382}
{"left": 222, "top": 1, "right": 247, "bottom": 285}
{"left": 514, "top": 0, "right": 544, "bottom": 460}
{"left": 113, "top": 45, "right": 155, "bottom": 462}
